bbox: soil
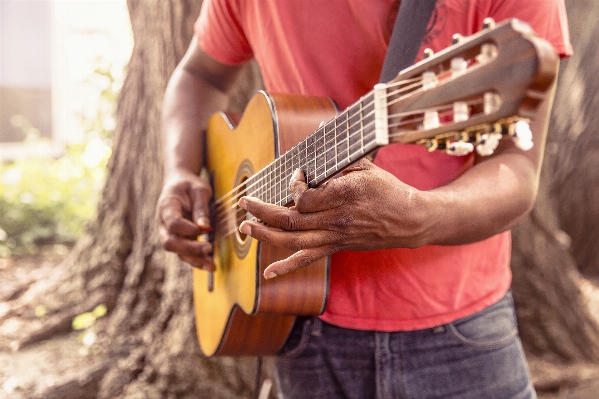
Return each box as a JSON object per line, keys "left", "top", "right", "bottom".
{"left": 1, "top": 254, "right": 599, "bottom": 399}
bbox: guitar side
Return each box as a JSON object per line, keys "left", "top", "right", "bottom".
{"left": 193, "top": 92, "right": 337, "bottom": 356}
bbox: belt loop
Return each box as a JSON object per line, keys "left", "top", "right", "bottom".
{"left": 311, "top": 317, "right": 323, "bottom": 337}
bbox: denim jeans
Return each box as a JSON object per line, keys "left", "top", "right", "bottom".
{"left": 275, "top": 292, "right": 536, "bottom": 399}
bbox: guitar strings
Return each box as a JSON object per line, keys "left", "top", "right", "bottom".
{"left": 214, "top": 97, "right": 486, "bottom": 239}
{"left": 212, "top": 98, "right": 469, "bottom": 233}
{"left": 213, "top": 111, "right": 448, "bottom": 238}
{"left": 212, "top": 76, "right": 426, "bottom": 210}
{"left": 211, "top": 76, "right": 481, "bottom": 237}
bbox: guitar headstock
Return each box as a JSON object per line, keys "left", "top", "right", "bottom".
{"left": 382, "top": 18, "right": 559, "bottom": 156}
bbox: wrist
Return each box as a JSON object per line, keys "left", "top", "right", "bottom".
{"left": 405, "top": 188, "right": 439, "bottom": 248}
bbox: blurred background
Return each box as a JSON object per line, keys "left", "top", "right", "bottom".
{"left": 0, "top": 0, "right": 131, "bottom": 256}
{"left": 1, "top": 1, "right": 598, "bottom": 399}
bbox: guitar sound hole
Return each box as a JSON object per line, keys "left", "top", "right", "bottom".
{"left": 232, "top": 160, "right": 253, "bottom": 259}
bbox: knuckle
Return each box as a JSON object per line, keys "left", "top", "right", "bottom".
{"left": 190, "top": 182, "right": 212, "bottom": 199}
{"left": 331, "top": 212, "right": 354, "bottom": 228}
{"left": 164, "top": 217, "right": 180, "bottom": 233}
{"left": 163, "top": 236, "right": 178, "bottom": 252}
{"left": 289, "top": 235, "right": 307, "bottom": 251}
{"left": 275, "top": 212, "right": 297, "bottom": 230}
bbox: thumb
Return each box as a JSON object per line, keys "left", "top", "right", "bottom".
{"left": 190, "top": 182, "right": 212, "bottom": 230}
{"left": 342, "top": 158, "right": 375, "bottom": 175}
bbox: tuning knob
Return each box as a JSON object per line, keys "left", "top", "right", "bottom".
{"left": 482, "top": 17, "right": 496, "bottom": 30}
{"left": 423, "top": 48, "right": 434, "bottom": 59}
{"left": 476, "top": 132, "right": 502, "bottom": 156}
{"left": 452, "top": 33, "right": 463, "bottom": 44}
{"left": 447, "top": 141, "right": 474, "bottom": 156}
{"left": 510, "top": 120, "right": 533, "bottom": 150}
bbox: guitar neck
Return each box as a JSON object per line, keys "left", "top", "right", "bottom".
{"left": 237, "top": 19, "right": 560, "bottom": 209}
{"left": 245, "top": 88, "right": 390, "bottom": 207}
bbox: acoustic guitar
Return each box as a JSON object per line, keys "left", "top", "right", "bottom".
{"left": 193, "top": 18, "right": 558, "bottom": 356}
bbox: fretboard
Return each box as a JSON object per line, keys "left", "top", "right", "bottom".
{"left": 245, "top": 90, "right": 385, "bottom": 206}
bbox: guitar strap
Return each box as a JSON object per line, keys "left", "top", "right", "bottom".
{"left": 379, "top": 0, "right": 439, "bottom": 83}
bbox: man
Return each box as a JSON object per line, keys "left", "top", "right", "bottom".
{"left": 157, "top": 0, "right": 572, "bottom": 397}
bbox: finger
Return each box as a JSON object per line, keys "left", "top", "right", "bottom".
{"left": 342, "top": 158, "right": 375, "bottom": 174}
{"left": 239, "top": 220, "right": 343, "bottom": 251}
{"left": 289, "top": 159, "right": 375, "bottom": 213}
{"left": 239, "top": 197, "right": 329, "bottom": 231}
{"left": 294, "top": 162, "right": 374, "bottom": 213}
{"left": 289, "top": 169, "right": 309, "bottom": 206}
{"left": 189, "top": 182, "right": 212, "bottom": 230}
{"left": 180, "top": 254, "right": 216, "bottom": 272}
{"left": 162, "top": 231, "right": 213, "bottom": 257}
{"left": 263, "top": 246, "right": 333, "bottom": 279}
{"left": 159, "top": 197, "right": 203, "bottom": 237}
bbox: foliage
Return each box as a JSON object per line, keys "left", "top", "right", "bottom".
{"left": 0, "top": 140, "right": 112, "bottom": 256}
{"left": 72, "top": 304, "right": 108, "bottom": 330}
{"left": 0, "top": 63, "right": 120, "bottom": 257}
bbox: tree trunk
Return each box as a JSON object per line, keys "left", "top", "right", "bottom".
{"left": 549, "top": 0, "right": 599, "bottom": 279}
{"left": 2, "top": 0, "right": 598, "bottom": 397}
{"left": 6, "top": 0, "right": 266, "bottom": 397}
{"left": 510, "top": 0, "right": 599, "bottom": 362}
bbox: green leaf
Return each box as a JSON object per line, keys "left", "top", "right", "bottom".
{"left": 92, "top": 304, "right": 107, "bottom": 318}
{"left": 72, "top": 312, "right": 96, "bottom": 330}
{"left": 34, "top": 305, "right": 48, "bottom": 318}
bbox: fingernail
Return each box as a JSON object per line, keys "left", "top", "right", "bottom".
{"left": 197, "top": 217, "right": 211, "bottom": 230}
{"left": 238, "top": 198, "right": 247, "bottom": 210}
{"left": 264, "top": 271, "right": 277, "bottom": 279}
{"left": 239, "top": 222, "right": 250, "bottom": 235}
{"left": 290, "top": 169, "right": 301, "bottom": 184}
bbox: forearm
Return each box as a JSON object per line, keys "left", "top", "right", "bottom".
{"left": 162, "top": 68, "right": 228, "bottom": 176}
{"left": 161, "top": 38, "right": 242, "bottom": 178}
{"left": 417, "top": 78, "right": 557, "bottom": 246}
{"left": 419, "top": 151, "right": 538, "bottom": 246}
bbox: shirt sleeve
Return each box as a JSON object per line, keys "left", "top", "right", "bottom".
{"left": 194, "top": 0, "right": 254, "bottom": 65}
{"left": 491, "top": 0, "right": 573, "bottom": 57}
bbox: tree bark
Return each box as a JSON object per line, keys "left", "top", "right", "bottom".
{"left": 548, "top": 0, "right": 599, "bottom": 278}
{"left": 2, "top": 0, "right": 599, "bottom": 397}
{"left": 44, "top": 0, "right": 265, "bottom": 397}
{"left": 510, "top": 0, "right": 599, "bottom": 362}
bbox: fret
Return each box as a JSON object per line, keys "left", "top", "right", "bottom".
{"left": 345, "top": 108, "right": 351, "bottom": 166}
{"left": 359, "top": 100, "right": 365, "bottom": 155}
{"left": 274, "top": 157, "right": 282, "bottom": 206}
{"left": 336, "top": 110, "right": 349, "bottom": 170}
{"left": 324, "top": 121, "right": 336, "bottom": 180}
{"left": 347, "top": 103, "right": 362, "bottom": 161}
{"left": 314, "top": 126, "right": 326, "bottom": 182}
{"left": 245, "top": 173, "right": 257, "bottom": 199}
{"left": 305, "top": 134, "right": 315, "bottom": 186}
{"left": 298, "top": 138, "right": 307, "bottom": 177}
{"left": 255, "top": 167, "right": 261, "bottom": 203}
{"left": 284, "top": 151, "right": 292, "bottom": 205}
{"left": 359, "top": 93, "right": 377, "bottom": 154}
{"left": 267, "top": 162, "right": 275, "bottom": 205}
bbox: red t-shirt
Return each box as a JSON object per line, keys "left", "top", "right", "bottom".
{"left": 195, "top": 0, "right": 572, "bottom": 331}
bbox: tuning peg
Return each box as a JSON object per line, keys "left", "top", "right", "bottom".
{"left": 452, "top": 33, "right": 463, "bottom": 44}
{"left": 453, "top": 102, "right": 469, "bottom": 122}
{"left": 447, "top": 141, "right": 474, "bottom": 156}
{"left": 476, "top": 132, "right": 502, "bottom": 156}
{"left": 482, "top": 17, "right": 496, "bottom": 30}
{"left": 423, "top": 48, "right": 434, "bottom": 59}
{"left": 510, "top": 120, "right": 533, "bottom": 150}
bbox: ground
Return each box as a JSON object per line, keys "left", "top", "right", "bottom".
{"left": 1, "top": 254, "right": 599, "bottom": 399}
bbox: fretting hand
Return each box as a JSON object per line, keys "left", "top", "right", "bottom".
{"left": 238, "top": 159, "right": 431, "bottom": 279}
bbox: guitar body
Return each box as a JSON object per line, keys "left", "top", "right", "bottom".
{"left": 193, "top": 91, "right": 337, "bottom": 356}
